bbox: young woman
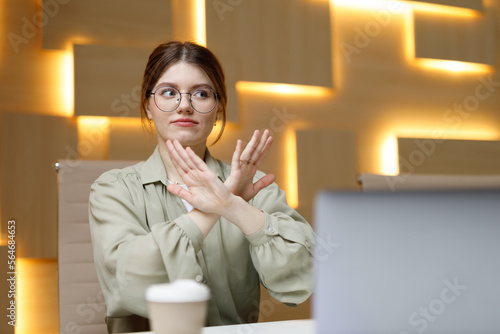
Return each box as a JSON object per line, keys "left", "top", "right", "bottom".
{"left": 89, "top": 41, "right": 314, "bottom": 333}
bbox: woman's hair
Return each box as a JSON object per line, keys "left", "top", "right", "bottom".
{"left": 140, "top": 41, "right": 227, "bottom": 145}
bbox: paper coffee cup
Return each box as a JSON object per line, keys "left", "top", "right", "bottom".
{"left": 146, "top": 279, "right": 210, "bottom": 334}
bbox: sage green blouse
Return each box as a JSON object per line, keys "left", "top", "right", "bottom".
{"left": 89, "top": 147, "right": 314, "bottom": 332}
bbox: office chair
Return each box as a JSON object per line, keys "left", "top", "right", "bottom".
{"left": 56, "top": 159, "right": 137, "bottom": 334}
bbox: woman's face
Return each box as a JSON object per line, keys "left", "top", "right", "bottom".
{"left": 146, "top": 61, "right": 219, "bottom": 150}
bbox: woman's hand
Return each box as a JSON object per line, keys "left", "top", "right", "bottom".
{"left": 224, "top": 129, "right": 275, "bottom": 202}
{"left": 166, "top": 140, "right": 233, "bottom": 215}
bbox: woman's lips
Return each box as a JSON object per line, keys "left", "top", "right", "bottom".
{"left": 172, "top": 118, "right": 198, "bottom": 127}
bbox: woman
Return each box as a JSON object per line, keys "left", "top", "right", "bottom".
{"left": 89, "top": 41, "right": 314, "bottom": 333}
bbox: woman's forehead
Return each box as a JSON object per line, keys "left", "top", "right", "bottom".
{"left": 156, "top": 61, "right": 213, "bottom": 87}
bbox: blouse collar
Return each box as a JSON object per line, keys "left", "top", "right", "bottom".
{"left": 139, "top": 146, "right": 226, "bottom": 186}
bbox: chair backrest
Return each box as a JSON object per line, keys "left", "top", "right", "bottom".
{"left": 56, "top": 159, "right": 138, "bottom": 334}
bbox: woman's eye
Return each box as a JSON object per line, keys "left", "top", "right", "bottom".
{"left": 192, "top": 89, "right": 211, "bottom": 99}
{"left": 160, "top": 88, "right": 177, "bottom": 97}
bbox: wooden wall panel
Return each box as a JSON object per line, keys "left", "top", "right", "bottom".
{"left": 108, "top": 120, "right": 157, "bottom": 160}
{"left": 206, "top": 0, "right": 333, "bottom": 122}
{"left": 207, "top": 0, "right": 332, "bottom": 86}
{"left": 74, "top": 44, "right": 151, "bottom": 117}
{"left": 41, "top": 0, "right": 172, "bottom": 50}
{"left": 296, "top": 129, "right": 358, "bottom": 221}
{"left": 413, "top": 5, "right": 497, "bottom": 65}
{"left": 0, "top": 0, "right": 72, "bottom": 116}
{"left": 1, "top": 113, "right": 77, "bottom": 258}
{"left": 398, "top": 138, "right": 500, "bottom": 175}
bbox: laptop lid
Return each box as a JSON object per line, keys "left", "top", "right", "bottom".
{"left": 313, "top": 190, "right": 500, "bottom": 334}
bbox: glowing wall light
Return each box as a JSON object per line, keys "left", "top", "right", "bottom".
{"left": 403, "top": 1, "right": 489, "bottom": 73}
{"left": 172, "top": 0, "right": 206, "bottom": 46}
{"left": 77, "top": 116, "right": 111, "bottom": 160}
{"left": 236, "top": 81, "right": 332, "bottom": 97}
{"left": 285, "top": 128, "right": 299, "bottom": 209}
{"left": 16, "top": 259, "right": 59, "bottom": 334}
{"left": 16, "top": 259, "right": 28, "bottom": 334}
{"left": 332, "top": 0, "right": 398, "bottom": 11}
{"left": 62, "top": 50, "right": 74, "bottom": 116}
{"left": 414, "top": 58, "right": 492, "bottom": 73}
{"left": 410, "top": 1, "right": 480, "bottom": 18}
{"left": 404, "top": 5, "right": 416, "bottom": 62}
{"left": 195, "top": 0, "right": 206, "bottom": 46}
{"left": 380, "top": 134, "right": 399, "bottom": 175}
{"left": 380, "top": 128, "right": 500, "bottom": 175}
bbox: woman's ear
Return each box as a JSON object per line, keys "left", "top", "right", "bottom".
{"left": 146, "top": 105, "right": 153, "bottom": 120}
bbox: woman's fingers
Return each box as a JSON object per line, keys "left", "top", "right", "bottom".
{"left": 252, "top": 129, "right": 270, "bottom": 158}
{"left": 166, "top": 140, "right": 191, "bottom": 174}
{"left": 185, "top": 146, "right": 212, "bottom": 174}
{"left": 173, "top": 140, "right": 199, "bottom": 171}
{"left": 253, "top": 173, "right": 276, "bottom": 193}
{"left": 167, "top": 140, "right": 205, "bottom": 176}
{"left": 231, "top": 139, "right": 243, "bottom": 169}
{"left": 239, "top": 130, "right": 259, "bottom": 163}
{"left": 166, "top": 184, "right": 191, "bottom": 201}
{"left": 252, "top": 136, "right": 273, "bottom": 166}
{"left": 237, "top": 129, "right": 274, "bottom": 166}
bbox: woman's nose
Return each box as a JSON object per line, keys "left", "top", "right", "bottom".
{"left": 176, "top": 93, "right": 193, "bottom": 113}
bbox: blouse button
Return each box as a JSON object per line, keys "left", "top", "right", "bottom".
{"left": 305, "top": 240, "right": 311, "bottom": 249}
{"left": 195, "top": 274, "right": 203, "bottom": 283}
{"left": 268, "top": 226, "right": 276, "bottom": 234}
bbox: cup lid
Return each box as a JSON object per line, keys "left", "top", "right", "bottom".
{"left": 146, "top": 279, "right": 210, "bottom": 303}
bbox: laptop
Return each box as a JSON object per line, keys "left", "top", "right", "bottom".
{"left": 313, "top": 190, "right": 500, "bottom": 334}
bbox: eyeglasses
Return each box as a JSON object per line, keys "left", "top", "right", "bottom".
{"left": 150, "top": 86, "right": 219, "bottom": 114}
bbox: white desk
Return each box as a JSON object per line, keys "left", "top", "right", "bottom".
{"left": 136, "top": 319, "right": 315, "bottom": 334}
{"left": 203, "top": 319, "right": 314, "bottom": 334}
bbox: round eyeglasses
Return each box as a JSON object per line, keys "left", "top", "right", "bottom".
{"left": 150, "top": 86, "right": 219, "bottom": 114}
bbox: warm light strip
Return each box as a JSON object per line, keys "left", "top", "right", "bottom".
{"left": 332, "top": 0, "right": 400, "bottom": 10}
{"left": 285, "top": 128, "right": 299, "bottom": 209}
{"left": 380, "top": 129, "right": 500, "bottom": 175}
{"left": 195, "top": 0, "right": 207, "bottom": 46}
{"left": 414, "top": 58, "right": 493, "bottom": 74}
{"left": 404, "top": 5, "right": 416, "bottom": 62}
{"left": 402, "top": 2, "right": 489, "bottom": 74}
{"left": 62, "top": 49, "right": 74, "bottom": 116}
{"left": 16, "top": 258, "right": 29, "bottom": 334}
{"left": 77, "top": 116, "right": 111, "bottom": 128}
{"left": 380, "top": 134, "right": 399, "bottom": 175}
{"left": 77, "top": 116, "right": 111, "bottom": 160}
{"left": 410, "top": 1, "right": 481, "bottom": 18}
{"left": 236, "top": 81, "right": 332, "bottom": 97}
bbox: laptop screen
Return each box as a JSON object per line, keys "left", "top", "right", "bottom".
{"left": 313, "top": 190, "right": 500, "bottom": 334}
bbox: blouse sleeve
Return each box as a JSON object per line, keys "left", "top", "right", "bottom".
{"left": 88, "top": 170, "right": 205, "bottom": 318}
{"left": 245, "top": 171, "right": 315, "bottom": 305}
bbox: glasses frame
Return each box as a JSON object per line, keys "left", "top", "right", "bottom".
{"left": 150, "top": 86, "right": 220, "bottom": 114}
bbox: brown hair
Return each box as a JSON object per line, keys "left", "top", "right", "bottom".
{"left": 140, "top": 41, "right": 227, "bottom": 144}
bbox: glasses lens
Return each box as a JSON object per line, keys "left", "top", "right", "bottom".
{"left": 154, "top": 87, "right": 180, "bottom": 112}
{"left": 191, "top": 88, "right": 217, "bottom": 113}
{"left": 153, "top": 86, "right": 218, "bottom": 113}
